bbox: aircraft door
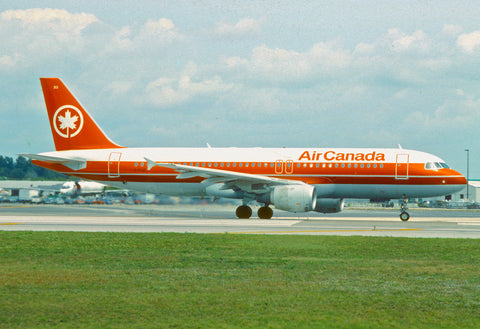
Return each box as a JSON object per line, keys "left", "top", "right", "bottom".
{"left": 275, "top": 160, "right": 284, "bottom": 174}
{"left": 395, "top": 154, "right": 409, "bottom": 180}
{"left": 275, "top": 160, "right": 294, "bottom": 174}
{"left": 108, "top": 152, "right": 122, "bottom": 178}
{"left": 285, "top": 160, "right": 293, "bottom": 174}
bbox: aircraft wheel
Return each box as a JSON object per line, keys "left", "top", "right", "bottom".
{"left": 236, "top": 205, "right": 252, "bottom": 219}
{"left": 400, "top": 211, "right": 410, "bottom": 221}
{"left": 258, "top": 206, "right": 273, "bottom": 219}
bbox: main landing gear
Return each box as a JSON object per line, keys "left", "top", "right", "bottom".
{"left": 399, "top": 195, "right": 410, "bottom": 221}
{"left": 235, "top": 205, "right": 273, "bottom": 219}
{"left": 235, "top": 205, "right": 252, "bottom": 219}
{"left": 257, "top": 206, "right": 273, "bottom": 219}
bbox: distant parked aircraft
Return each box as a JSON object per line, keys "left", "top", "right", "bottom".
{"left": 60, "top": 181, "right": 106, "bottom": 196}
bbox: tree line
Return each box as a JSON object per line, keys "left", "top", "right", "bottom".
{"left": 0, "top": 155, "right": 66, "bottom": 180}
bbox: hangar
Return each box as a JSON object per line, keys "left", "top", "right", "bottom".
{"left": 451, "top": 180, "right": 480, "bottom": 203}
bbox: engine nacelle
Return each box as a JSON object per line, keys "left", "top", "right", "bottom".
{"left": 314, "top": 198, "right": 344, "bottom": 213}
{"left": 270, "top": 185, "right": 317, "bottom": 213}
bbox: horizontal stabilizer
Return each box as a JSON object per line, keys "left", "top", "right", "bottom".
{"left": 20, "top": 153, "right": 87, "bottom": 171}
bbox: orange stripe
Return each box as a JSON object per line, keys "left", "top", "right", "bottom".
{"left": 32, "top": 160, "right": 466, "bottom": 186}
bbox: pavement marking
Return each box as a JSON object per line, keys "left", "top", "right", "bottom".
{"left": 0, "top": 223, "right": 19, "bottom": 225}
{"left": 0, "top": 205, "right": 32, "bottom": 209}
{"left": 231, "top": 228, "right": 424, "bottom": 234}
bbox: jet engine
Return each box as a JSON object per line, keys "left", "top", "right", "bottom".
{"left": 314, "top": 198, "right": 344, "bottom": 213}
{"left": 270, "top": 185, "right": 317, "bottom": 212}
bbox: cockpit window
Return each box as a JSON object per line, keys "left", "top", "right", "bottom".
{"left": 425, "top": 162, "right": 450, "bottom": 170}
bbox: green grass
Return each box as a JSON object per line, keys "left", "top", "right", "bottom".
{"left": 1, "top": 232, "right": 480, "bottom": 328}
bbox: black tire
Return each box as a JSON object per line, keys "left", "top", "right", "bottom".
{"left": 236, "top": 205, "right": 252, "bottom": 219}
{"left": 258, "top": 206, "right": 273, "bottom": 219}
{"left": 400, "top": 212, "right": 410, "bottom": 221}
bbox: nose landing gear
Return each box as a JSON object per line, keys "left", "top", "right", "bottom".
{"left": 399, "top": 195, "right": 410, "bottom": 221}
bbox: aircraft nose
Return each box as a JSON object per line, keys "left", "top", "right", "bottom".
{"left": 452, "top": 170, "right": 467, "bottom": 185}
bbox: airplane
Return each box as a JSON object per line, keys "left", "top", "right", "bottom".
{"left": 60, "top": 180, "right": 106, "bottom": 196}
{"left": 22, "top": 78, "right": 467, "bottom": 221}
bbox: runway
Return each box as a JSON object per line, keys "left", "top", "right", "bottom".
{"left": 1, "top": 204, "right": 479, "bottom": 238}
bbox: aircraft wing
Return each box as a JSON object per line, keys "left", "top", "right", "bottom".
{"left": 145, "top": 157, "right": 304, "bottom": 193}
{"left": 20, "top": 153, "right": 87, "bottom": 171}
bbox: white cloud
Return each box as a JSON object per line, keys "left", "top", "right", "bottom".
{"left": 0, "top": 54, "right": 19, "bottom": 69}
{"left": 0, "top": 8, "right": 98, "bottom": 41}
{"left": 353, "top": 43, "right": 375, "bottom": 55}
{"left": 456, "top": 31, "right": 480, "bottom": 53}
{"left": 387, "top": 29, "right": 428, "bottom": 52}
{"left": 215, "top": 18, "right": 261, "bottom": 37}
{"left": 104, "top": 81, "right": 134, "bottom": 96}
{"left": 442, "top": 24, "right": 463, "bottom": 37}
{"left": 138, "top": 18, "right": 180, "bottom": 43}
{"left": 405, "top": 91, "right": 480, "bottom": 128}
{"left": 0, "top": 8, "right": 101, "bottom": 69}
{"left": 224, "top": 43, "right": 351, "bottom": 83}
{"left": 110, "top": 27, "right": 134, "bottom": 51}
{"left": 145, "top": 65, "right": 233, "bottom": 107}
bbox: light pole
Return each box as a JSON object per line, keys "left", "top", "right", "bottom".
{"left": 465, "top": 149, "right": 470, "bottom": 201}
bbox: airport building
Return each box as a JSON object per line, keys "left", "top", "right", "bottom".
{"left": 451, "top": 180, "right": 480, "bottom": 203}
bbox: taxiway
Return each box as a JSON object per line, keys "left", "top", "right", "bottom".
{"left": 0, "top": 204, "right": 479, "bottom": 238}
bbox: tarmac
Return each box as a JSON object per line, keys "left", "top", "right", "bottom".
{"left": 0, "top": 203, "right": 479, "bottom": 238}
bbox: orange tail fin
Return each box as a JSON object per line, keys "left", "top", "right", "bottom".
{"left": 40, "top": 78, "right": 123, "bottom": 151}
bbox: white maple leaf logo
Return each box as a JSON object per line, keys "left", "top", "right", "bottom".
{"left": 53, "top": 105, "right": 84, "bottom": 138}
{"left": 58, "top": 110, "right": 78, "bottom": 131}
